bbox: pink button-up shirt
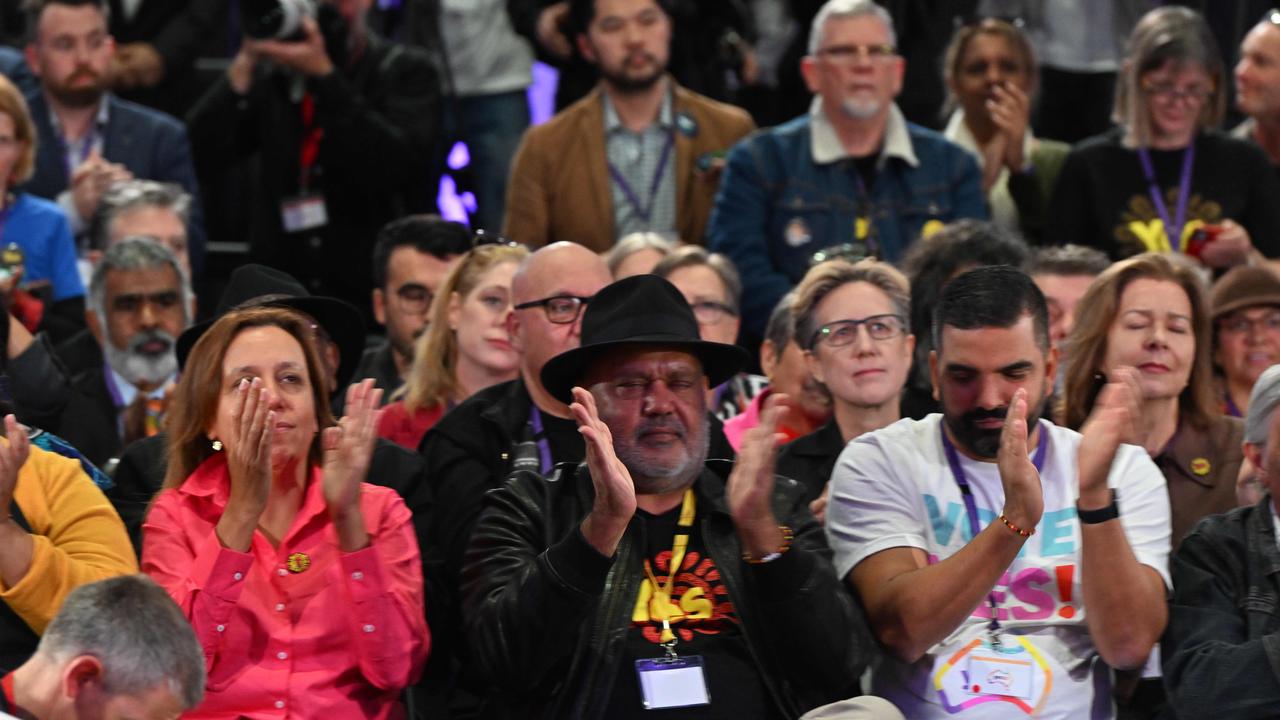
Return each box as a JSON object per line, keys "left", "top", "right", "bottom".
{"left": 142, "top": 453, "right": 428, "bottom": 718}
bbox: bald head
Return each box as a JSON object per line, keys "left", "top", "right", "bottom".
{"left": 513, "top": 241, "right": 612, "bottom": 305}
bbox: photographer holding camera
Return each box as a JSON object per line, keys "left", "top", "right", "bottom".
{"left": 187, "top": 0, "right": 441, "bottom": 319}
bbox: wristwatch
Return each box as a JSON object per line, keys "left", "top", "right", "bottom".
{"left": 1077, "top": 489, "right": 1120, "bottom": 524}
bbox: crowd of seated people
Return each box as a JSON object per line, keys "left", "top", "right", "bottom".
{"left": 8, "top": 0, "right": 1280, "bottom": 718}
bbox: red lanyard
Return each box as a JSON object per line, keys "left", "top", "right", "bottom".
{"left": 298, "top": 92, "right": 324, "bottom": 192}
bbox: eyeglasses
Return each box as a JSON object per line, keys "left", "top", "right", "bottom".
{"left": 815, "top": 43, "right": 897, "bottom": 66}
{"left": 513, "top": 294, "right": 593, "bottom": 324}
{"left": 1142, "top": 81, "right": 1213, "bottom": 105}
{"left": 690, "top": 301, "right": 737, "bottom": 325}
{"left": 1219, "top": 310, "right": 1280, "bottom": 336}
{"left": 393, "top": 283, "right": 433, "bottom": 313}
{"left": 810, "top": 314, "right": 906, "bottom": 348}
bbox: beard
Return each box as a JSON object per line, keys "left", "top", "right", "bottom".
{"left": 105, "top": 329, "right": 178, "bottom": 389}
{"left": 599, "top": 53, "right": 666, "bottom": 95}
{"left": 615, "top": 413, "right": 709, "bottom": 494}
{"left": 944, "top": 389, "right": 1048, "bottom": 460}
{"left": 46, "top": 67, "right": 107, "bottom": 109}
{"left": 840, "top": 94, "right": 883, "bottom": 120}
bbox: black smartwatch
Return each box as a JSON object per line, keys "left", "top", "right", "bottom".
{"left": 1077, "top": 489, "right": 1120, "bottom": 524}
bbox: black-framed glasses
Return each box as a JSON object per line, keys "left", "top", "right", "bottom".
{"left": 1219, "top": 309, "right": 1280, "bottom": 336}
{"left": 810, "top": 314, "right": 906, "bottom": 348}
{"left": 514, "top": 294, "right": 593, "bottom": 324}
{"left": 815, "top": 43, "right": 897, "bottom": 65}
{"left": 1141, "top": 80, "right": 1213, "bottom": 104}
{"left": 393, "top": 283, "right": 433, "bottom": 313}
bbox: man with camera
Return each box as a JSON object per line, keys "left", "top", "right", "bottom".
{"left": 187, "top": 0, "right": 441, "bottom": 319}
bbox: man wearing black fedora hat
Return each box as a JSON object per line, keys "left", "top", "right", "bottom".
{"left": 104, "top": 263, "right": 430, "bottom": 558}
{"left": 460, "top": 274, "right": 872, "bottom": 718}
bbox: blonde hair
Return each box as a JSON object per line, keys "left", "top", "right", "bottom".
{"left": 0, "top": 74, "right": 36, "bottom": 185}
{"left": 792, "top": 258, "right": 910, "bottom": 350}
{"left": 1114, "top": 6, "right": 1226, "bottom": 146}
{"left": 400, "top": 243, "right": 528, "bottom": 411}
{"left": 1059, "top": 252, "right": 1215, "bottom": 431}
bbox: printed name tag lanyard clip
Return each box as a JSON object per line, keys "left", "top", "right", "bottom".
{"left": 940, "top": 421, "right": 1048, "bottom": 648}
{"left": 644, "top": 488, "right": 697, "bottom": 662}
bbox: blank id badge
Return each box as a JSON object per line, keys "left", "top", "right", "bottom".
{"left": 635, "top": 655, "right": 711, "bottom": 710}
{"left": 280, "top": 193, "right": 329, "bottom": 233}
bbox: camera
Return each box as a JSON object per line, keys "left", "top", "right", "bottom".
{"left": 241, "top": 0, "right": 316, "bottom": 41}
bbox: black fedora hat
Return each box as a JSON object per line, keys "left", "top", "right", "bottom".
{"left": 176, "top": 264, "right": 365, "bottom": 390}
{"left": 540, "top": 274, "right": 748, "bottom": 403}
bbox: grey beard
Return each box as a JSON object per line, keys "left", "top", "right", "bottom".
{"left": 625, "top": 417, "right": 711, "bottom": 496}
{"left": 841, "top": 96, "right": 883, "bottom": 120}
{"left": 104, "top": 337, "right": 178, "bottom": 388}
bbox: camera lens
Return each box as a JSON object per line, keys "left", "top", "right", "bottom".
{"left": 240, "top": 0, "right": 310, "bottom": 40}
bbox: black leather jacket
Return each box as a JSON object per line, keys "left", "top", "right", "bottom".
{"left": 460, "top": 459, "right": 874, "bottom": 718}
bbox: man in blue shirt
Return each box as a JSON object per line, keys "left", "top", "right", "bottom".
{"left": 707, "top": 0, "right": 986, "bottom": 337}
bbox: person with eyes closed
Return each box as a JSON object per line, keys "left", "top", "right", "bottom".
{"left": 1060, "top": 252, "right": 1243, "bottom": 550}
{"left": 1048, "top": 6, "right": 1280, "bottom": 266}
{"left": 141, "top": 305, "right": 427, "bottom": 718}
{"left": 940, "top": 18, "right": 1069, "bottom": 243}
{"left": 377, "top": 242, "right": 528, "bottom": 449}
{"left": 776, "top": 259, "right": 911, "bottom": 519}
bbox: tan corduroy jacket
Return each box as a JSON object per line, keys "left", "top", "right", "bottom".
{"left": 502, "top": 79, "right": 755, "bottom": 251}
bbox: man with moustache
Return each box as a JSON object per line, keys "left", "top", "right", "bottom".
{"left": 1233, "top": 10, "right": 1280, "bottom": 174}
{"left": 826, "top": 266, "right": 1171, "bottom": 718}
{"left": 357, "top": 215, "right": 469, "bottom": 402}
{"left": 21, "top": 0, "right": 205, "bottom": 272}
{"left": 707, "top": 0, "right": 985, "bottom": 338}
{"left": 460, "top": 273, "right": 874, "bottom": 717}
{"left": 501, "top": 0, "right": 755, "bottom": 251}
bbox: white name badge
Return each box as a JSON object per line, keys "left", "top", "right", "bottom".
{"left": 966, "top": 645, "right": 1035, "bottom": 700}
{"left": 281, "top": 194, "right": 329, "bottom": 233}
{"left": 635, "top": 656, "right": 711, "bottom": 710}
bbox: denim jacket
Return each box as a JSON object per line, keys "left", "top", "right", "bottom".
{"left": 1162, "top": 496, "right": 1280, "bottom": 718}
{"left": 706, "top": 103, "right": 986, "bottom": 335}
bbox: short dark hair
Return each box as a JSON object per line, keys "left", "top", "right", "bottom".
{"left": 1028, "top": 244, "right": 1112, "bottom": 278}
{"left": 371, "top": 215, "right": 470, "bottom": 289}
{"left": 932, "top": 265, "right": 1050, "bottom": 354}
{"left": 568, "top": 0, "right": 670, "bottom": 36}
{"left": 24, "top": 0, "right": 107, "bottom": 38}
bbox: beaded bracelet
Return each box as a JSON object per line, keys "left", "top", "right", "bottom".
{"left": 743, "top": 525, "right": 794, "bottom": 564}
{"left": 998, "top": 514, "right": 1034, "bottom": 538}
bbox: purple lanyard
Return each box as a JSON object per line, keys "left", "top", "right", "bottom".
{"left": 528, "top": 406, "right": 553, "bottom": 476}
{"left": 1224, "top": 392, "right": 1243, "bottom": 419}
{"left": 940, "top": 421, "right": 1049, "bottom": 639}
{"left": 607, "top": 131, "right": 675, "bottom": 223}
{"left": 59, "top": 127, "right": 98, "bottom": 180}
{"left": 0, "top": 200, "right": 14, "bottom": 244}
{"left": 1137, "top": 142, "right": 1196, "bottom": 253}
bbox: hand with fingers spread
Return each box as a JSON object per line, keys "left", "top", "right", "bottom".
{"left": 572, "top": 386, "right": 636, "bottom": 557}
{"left": 0, "top": 414, "right": 30, "bottom": 522}
{"left": 1078, "top": 367, "right": 1141, "bottom": 504}
{"left": 996, "top": 388, "right": 1043, "bottom": 532}
{"left": 727, "top": 394, "right": 786, "bottom": 559}
{"left": 322, "top": 380, "right": 384, "bottom": 528}
{"left": 217, "top": 377, "right": 275, "bottom": 551}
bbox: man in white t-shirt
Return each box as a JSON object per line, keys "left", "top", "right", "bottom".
{"left": 827, "top": 265, "right": 1171, "bottom": 718}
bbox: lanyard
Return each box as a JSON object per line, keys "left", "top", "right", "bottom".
{"left": 607, "top": 131, "right": 674, "bottom": 224}
{"left": 1224, "top": 392, "right": 1243, "bottom": 419}
{"left": 0, "top": 197, "right": 14, "bottom": 244}
{"left": 851, "top": 169, "right": 880, "bottom": 256}
{"left": 298, "top": 92, "right": 324, "bottom": 192}
{"left": 528, "top": 406, "right": 553, "bottom": 475}
{"left": 940, "top": 421, "right": 1049, "bottom": 644}
{"left": 59, "top": 126, "right": 98, "bottom": 180}
{"left": 641, "top": 488, "right": 697, "bottom": 655}
{"left": 1137, "top": 142, "right": 1196, "bottom": 253}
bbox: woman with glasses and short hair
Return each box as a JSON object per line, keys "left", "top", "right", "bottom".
{"left": 377, "top": 242, "right": 529, "bottom": 449}
{"left": 1048, "top": 6, "right": 1280, "bottom": 267}
{"left": 776, "top": 259, "right": 913, "bottom": 520}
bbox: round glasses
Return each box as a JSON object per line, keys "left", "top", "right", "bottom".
{"left": 810, "top": 314, "right": 906, "bottom": 348}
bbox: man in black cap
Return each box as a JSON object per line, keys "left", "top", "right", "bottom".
{"left": 106, "top": 263, "right": 429, "bottom": 557}
{"left": 459, "top": 274, "right": 873, "bottom": 718}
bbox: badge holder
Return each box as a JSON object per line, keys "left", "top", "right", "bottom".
{"left": 964, "top": 629, "right": 1034, "bottom": 700}
{"left": 634, "top": 618, "right": 711, "bottom": 710}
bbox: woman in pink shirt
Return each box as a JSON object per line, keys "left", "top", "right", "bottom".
{"left": 142, "top": 306, "right": 428, "bottom": 718}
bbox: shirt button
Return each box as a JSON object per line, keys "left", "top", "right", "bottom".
{"left": 351, "top": 571, "right": 363, "bottom": 581}
{"left": 275, "top": 603, "right": 286, "bottom": 612}
{"left": 277, "top": 651, "right": 288, "bottom": 660}
{"left": 275, "top": 700, "right": 285, "bottom": 709}
{"left": 215, "top": 624, "right": 225, "bottom": 632}
{"left": 233, "top": 572, "right": 243, "bottom": 581}
{"left": 277, "top": 568, "right": 288, "bottom": 577}
{"left": 363, "top": 624, "right": 375, "bottom": 633}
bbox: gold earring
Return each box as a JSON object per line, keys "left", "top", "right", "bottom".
{"left": 211, "top": 439, "right": 223, "bottom": 452}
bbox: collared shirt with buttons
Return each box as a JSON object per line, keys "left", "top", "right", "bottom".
{"left": 141, "top": 452, "right": 428, "bottom": 718}
{"left": 603, "top": 87, "right": 677, "bottom": 238}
